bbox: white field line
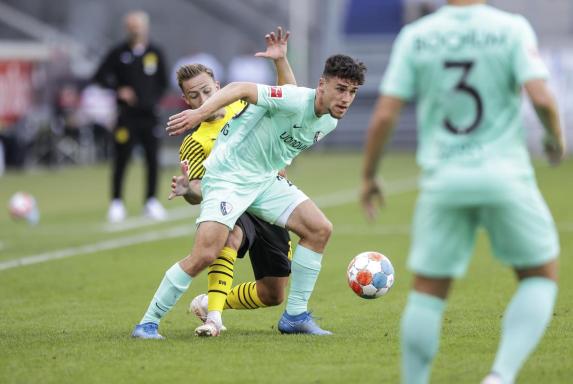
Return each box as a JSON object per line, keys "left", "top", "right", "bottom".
{"left": 0, "top": 225, "right": 195, "bottom": 271}
{"left": 2, "top": 177, "right": 572, "bottom": 272}
{"left": 0, "top": 177, "right": 420, "bottom": 272}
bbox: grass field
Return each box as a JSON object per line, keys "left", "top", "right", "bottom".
{"left": 0, "top": 152, "right": 571, "bottom": 384}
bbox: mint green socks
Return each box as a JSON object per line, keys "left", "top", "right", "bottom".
{"left": 491, "top": 277, "right": 557, "bottom": 383}
{"left": 140, "top": 262, "right": 192, "bottom": 325}
{"left": 285, "top": 245, "right": 322, "bottom": 316}
{"left": 401, "top": 291, "right": 446, "bottom": 384}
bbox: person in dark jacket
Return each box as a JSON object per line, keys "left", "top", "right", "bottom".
{"left": 94, "top": 10, "right": 168, "bottom": 223}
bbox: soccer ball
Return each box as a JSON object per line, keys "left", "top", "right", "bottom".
{"left": 8, "top": 192, "right": 38, "bottom": 223}
{"left": 347, "top": 251, "right": 395, "bottom": 299}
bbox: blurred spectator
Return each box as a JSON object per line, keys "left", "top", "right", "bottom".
{"left": 93, "top": 10, "right": 168, "bottom": 223}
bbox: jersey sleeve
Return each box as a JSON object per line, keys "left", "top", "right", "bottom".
{"left": 380, "top": 26, "right": 416, "bottom": 100}
{"left": 512, "top": 17, "right": 549, "bottom": 84}
{"left": 179, "top": 134, "right": 207, "bottom": 180}
{"left": 255, "top": 84, "right": 302, "bottom": 114}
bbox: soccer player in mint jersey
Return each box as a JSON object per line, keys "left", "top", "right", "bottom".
{"left": 164, "top": 54, "right": 366, "bottom": 336}
{"left": 172, "top": 29, "right": 296, "bottom": 337}
{"left": 361, "top": 1, "right": 565, "bottom": 383}
{"left": 132, "top": 28, "right": 296, "bottom": 339}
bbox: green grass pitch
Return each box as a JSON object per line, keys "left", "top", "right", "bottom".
{"left": 0, "top": 153, "right": 571, "bottom": 383}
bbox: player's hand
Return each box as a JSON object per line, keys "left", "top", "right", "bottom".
{"left": 361, "top": 178, "right": 384, "bottom": 221}
{"left": 117, "top": 86, "right": 137, "bottom": 106}
{"left": 254, "top": 26, "right": 290, "bottom": 61}
{"left": 278, "top": 168, "right": 288, "bottom": 178}
{"left": 168, "top": 160, "right": 191, "bottom": 200}
{"left": 543, "top": 134, "right": 565, "bottom": 166}
{"left": 166, "top": 109, "right": 202, "bottom": 136}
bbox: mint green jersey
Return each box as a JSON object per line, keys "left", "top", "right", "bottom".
{"left": 381, "top": 4, "right": 548, "bottom": 176}
{"left": 204, "top": 84, "right": 338, "bottom": 183}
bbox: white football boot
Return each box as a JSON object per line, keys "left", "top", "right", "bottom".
{"left": 189, "top": 294, "right": 227, "bottom": 331}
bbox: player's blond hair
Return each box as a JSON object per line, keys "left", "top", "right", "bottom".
{"left": 176, "top": 64, "right": 215, "bottom": 92}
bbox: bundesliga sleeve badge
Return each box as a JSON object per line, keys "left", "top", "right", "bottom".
{"left": 269, "top": 86, "right": 283, "bottom": 98}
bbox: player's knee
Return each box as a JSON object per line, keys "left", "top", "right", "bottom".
{"left": 258, "top": 288, "right": 284, "bottom": 306}
{"left": 225, "top": 226, "right": 243, "bottom": 251}
{"left": 314, "top": 218, "right": 333, "bottom": 246}
{"left": 515, "top": 259, "right": 559, "bottom": 282}
{"left": 182, "top": 249, "right": 220, "bottom": 277}
{"left": 179, "top": 253, "right": 208, "bottom": 277}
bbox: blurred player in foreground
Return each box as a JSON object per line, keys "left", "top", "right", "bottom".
{"left": 361, "top": 1, "right": 565, "bottom": 383}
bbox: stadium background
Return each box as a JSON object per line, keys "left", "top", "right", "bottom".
{"left": 1, "top": 0, "right": 572, "bottom": 169}
{"left": 0, "top": 1, "right": 572, "bottom": 383}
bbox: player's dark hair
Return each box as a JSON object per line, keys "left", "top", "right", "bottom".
{"left": 176, "top": 64, "right": 215, "bottom": 92}
{"left": 322, "top": 54, "right": 367, "bottom": 85}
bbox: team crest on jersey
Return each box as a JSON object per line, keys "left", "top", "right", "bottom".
{"left": 269, "top": 86, "right": 283, "bottom": 98}
{"left": 314, "top": 131, "right": 324, "bottom": 143}
{"left": 220, "top": 201, "right": 233, "bottom": 216}
{"left": 143, "top": 52, "right": 158, "bottom": 75}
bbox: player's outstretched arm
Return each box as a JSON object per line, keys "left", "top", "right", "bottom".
{"left": 255, "top": 26, "right": 296, "bottom": 86}
{"left": 361, "top": 95, "right": 404, "bottom": 221}
{"left": 524, "top": 79, "right": 566, "bottom": 165}
{"left": 167, "top": 82, "right": 258, "bottom": 136}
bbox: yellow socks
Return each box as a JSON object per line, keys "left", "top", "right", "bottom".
{"left": 225, "top": 282, "right": 267, "bottom": 310}
{"left": 207, "top": 247, "right": 237, "bottom": 312}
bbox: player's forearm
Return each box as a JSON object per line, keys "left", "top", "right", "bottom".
{"left": 362, "top": 97, "right": 401, "bottom": 180}
{"left": 274, "top": 57, "right": 296, "bottom": 86}
{"left": 534, "top": 102, "right": 563, "bottom": 144}
{"left": 197, "top": 82, "right": 258, "bottom": 119}
{"left": 183, "top": 179, "right": 202, "bottom": 205}
{"left": 363, "top": 122, "right": 394, "bottom": 180}
{"left": 525, "top": 79, "right": 564, "bottom": 145}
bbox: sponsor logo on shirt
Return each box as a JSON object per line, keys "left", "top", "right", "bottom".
{"left": 220, "top": 201, "right": 233, "bottom": 216}
{"left": 280, "top": 132, "right": 309, "bottom": 151}
{"left": 269, "top": 86, "right": 283, "bottom": 98}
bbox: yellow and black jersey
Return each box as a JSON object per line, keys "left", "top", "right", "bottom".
{"left": 179, "top": 100, "right": 247, "bottom": 179}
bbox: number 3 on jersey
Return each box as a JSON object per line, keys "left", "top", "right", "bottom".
{"left": 443, "top": 60, "right": 483, "bottom": 134}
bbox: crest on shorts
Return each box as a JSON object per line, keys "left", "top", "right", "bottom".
{"left": 220, "top": 201, "right": 233, "bottom": 216}
{"left": 314, "top": 131, "right": 324, "bottom": 143}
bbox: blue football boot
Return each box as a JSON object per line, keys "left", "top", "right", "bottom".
{"left": 277, "top": 311, "right": 332, "bottom": 335}
{"left": 131, "top": 322, "right": 164, "bottom": 340}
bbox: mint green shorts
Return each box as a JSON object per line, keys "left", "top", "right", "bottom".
{"left": 409, "top": 175, "right": 559, "bottom": 278}
{"left": 197, "top": 174, "right": 308, "bottom": 230}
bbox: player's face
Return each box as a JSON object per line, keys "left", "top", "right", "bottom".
{"left": 181, "top": 72, "right": 221, "bottom": 110}
{"left": 317, "top": 76, "right": 359, "bottom": 119}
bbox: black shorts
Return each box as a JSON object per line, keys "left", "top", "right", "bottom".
{"left": 235, "top": 213, "right": 291, "bottom": 280}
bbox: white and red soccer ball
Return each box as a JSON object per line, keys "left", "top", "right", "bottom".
{"left": 347, "top": 251, "right": 395, "bottom": 299}
{"left": 8, "top": 192, "right": 38, "bottom": 223}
